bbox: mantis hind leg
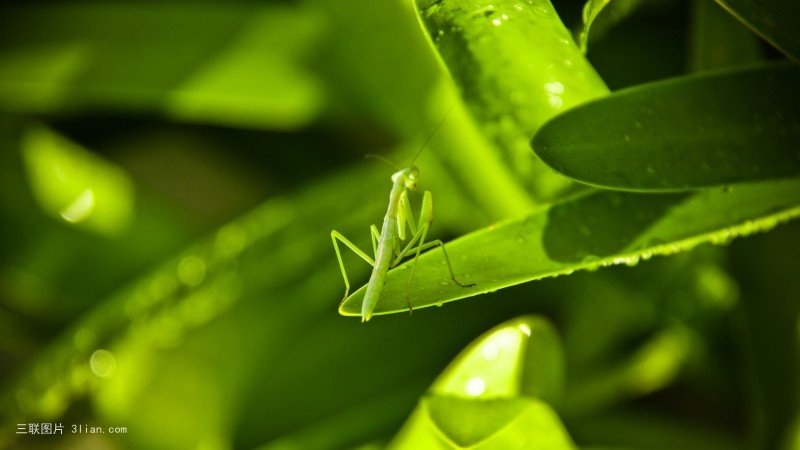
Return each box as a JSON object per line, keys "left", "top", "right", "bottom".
{"left": 398, "top": 191, "right": 475, "bottom": 313}
{"left": 403, "top": 238, "right": 475, "bottom": 306}
{"left": 415, "top": 239, "right": 475, "bottom": 288}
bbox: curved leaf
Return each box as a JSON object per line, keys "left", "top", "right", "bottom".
{"left": 414, "top": 0, "right": 609, "bottom": 199}
{"left": 579, "top": 0, "right": 644, "bottom": 53}
{"left": 388, "top": 316, "right": 572, "bottom": 449}
{"left": 532, "top": 63, "right": 800, "bottom": 191}
{"left": 414, "top": 0, "right": 608, "bottom": 130}
{"left": 426, "top": 396, "right": 530, "bottom": 447}
{"left": 430, "top": 316, "right": 564, "bottom": 404}
{"left": 427, "top": 396, "right": 574, "bottom": 449}
{"left": 715, "top": 0, "right": 800, "bottom": 63}
{"left": 340, "top": 179, "right": 800, "bottom": 317}
{"left": 389, "top": 396, "right": 574, "bottom": 450}
{"left": 21, "top": 124, "right": 134, "bottom": 235}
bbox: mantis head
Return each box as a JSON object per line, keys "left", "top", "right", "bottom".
{"left": 392, "top": 166, "right": 419, "bottom": 191}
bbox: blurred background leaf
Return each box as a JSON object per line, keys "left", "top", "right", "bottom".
{"left": 713, "top": 0, "right": 800, "bottom": 63}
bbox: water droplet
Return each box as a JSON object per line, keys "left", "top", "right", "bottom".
{"left": 710, "top": 230, "right": 732, "bottom": 245}
{"left": 177, "top": 255, "right": 207, "bottom": 287}
{"left": 548, "top": 95, "right": 563, "bottom": 108}
{"left": 624, "top": 255, "right": 640, "bottom": 267}
{"left": 481, "top": 343, "right": 499, "bottom": 360}
{"left": 89, "top": 349, "right": 116, "bottom": 378}
{"left": 464, "top": 376, "right": 486, "bottom": 396}
{"left": 582, "top": 255, "right": 600, "bottom": 264}
{"left": 216, "top": 225, "right": 247, "bottom": 257}
{"left": 544, "top": 81, "right": 564, "bottom": 94}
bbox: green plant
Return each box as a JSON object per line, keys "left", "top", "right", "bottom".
{"left": 0, "top": 0, "right": 797, "bottom": 449}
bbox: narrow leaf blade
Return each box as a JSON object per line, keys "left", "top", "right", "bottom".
{"left": 715, "top": 0, "right": 800, "bottom": 63}
{"left": 340, "top": 179, "right": 800, "bottom": 316}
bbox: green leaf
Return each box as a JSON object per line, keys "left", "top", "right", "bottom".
{"left": 426, "top": 396, "right": 530, "bottom": 447}
{"left": 0, "top": 159, "right": 387, "bottom": 442}
{"left": 579, "top": 0, "right": 645, "bottom": 53}
{"left": 21, "top": 124, "right": 134, "bottom": 235}
{"left": 340, "top": 179, "right": 800, "bottom": 316}
{"left": 532, "top": 63, "right": 800, "bottom": 191}
{"left": 689, "top": 0, "right": 763, "bottom": 72}
{"left": 569, "top": 408, "right": 747, "bottom": 450}
{"left": 429, "top": 316, "right": 564, "bottom": 404}
{"left": 390, "top": 396, "right": 575, "bottom": 449}
{"left": 414, "top": 0, "right": 608, "bottom": 132}
{"left": 426, "top": 396, "right": 574, "bottom": 449}
{"left": 730, "top": 225, "right": 800, "bottom": 449}
{"left": 414, "top": 0, "right": 609, "bottom": 199}
{"left": 0, "top": 3, "right": 323, "bottom": 129}
{"left": 714, "top": 0, "right": 800, "bottom": 63}
{"left": 563, "top": 325, "right": 693, "bottom": 416}
{"left": 388, "top": 316, "right": 573, "bottom": 449}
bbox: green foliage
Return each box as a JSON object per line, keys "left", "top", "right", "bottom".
{"left": 341, "top": 179, "right": 800, "bottom": 316}
{"left": 389, "top": 317, "right": 573, "bottom": 449}
{"left": 533, "top": 63, "right": 800, "bottom": 190}
{"left": 714, "top": 0, "right": 800, "bottom": 63}
{"left": 0, "top": 0, "right": 798, "bottom": 450}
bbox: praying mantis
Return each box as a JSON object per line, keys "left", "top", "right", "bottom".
{"left": 331, "top": 114, "right": 475, "bottom": 322}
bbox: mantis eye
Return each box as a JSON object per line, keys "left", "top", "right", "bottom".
{"left": 406, "top": 173, "right": 418, "bottom": 190}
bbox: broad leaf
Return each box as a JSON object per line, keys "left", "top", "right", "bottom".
{"left": 532, "top": 63, "right": 800, "bottom": 191}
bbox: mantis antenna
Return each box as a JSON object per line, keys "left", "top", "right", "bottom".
{"left": 365, "top": 104, "right": 456, "bottom": 169}
{"left": 364, "top": 154, "right": 401, "bottom": 169}
{"left": 409, "top": 104, "right": 456, "bottom": 167}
